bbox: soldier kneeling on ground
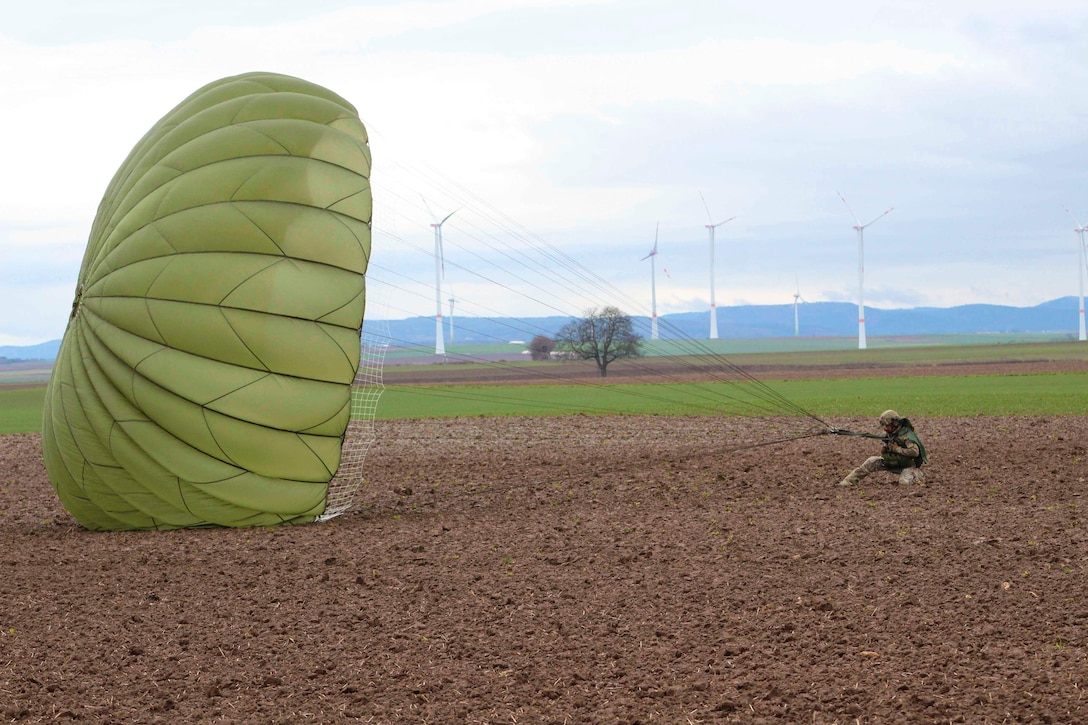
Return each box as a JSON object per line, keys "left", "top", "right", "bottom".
{"left": 839, "top": 409, "right": 927, "bottom": 487}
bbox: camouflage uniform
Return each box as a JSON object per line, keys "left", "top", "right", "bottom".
{"left": 839, "top": 410, "right": 927, "bottom": 486}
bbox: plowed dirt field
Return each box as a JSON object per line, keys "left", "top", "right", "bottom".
{"left": 2, "top": 361, "right": 1087, "bottom": 723}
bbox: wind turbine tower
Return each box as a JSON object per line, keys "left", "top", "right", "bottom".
{"left": 700, "top": 194, "right": 736, "bottom": 340}
{"left": 1064, "top": 207, "right": 1088, "bottom": 341}
{"left": 792, "top": 276, "right": 805, "bottom": 337}
{"left": 448, "top": 295, "right": 456, "bottom": 345}
{"left": 838, "top": 192, "right": 893, "bottom": 350}
{"left": 430, "top": 209, "right": 456, "bottom": 356}
{"left": 641, "top": 223, "right": 661, "bottom": 340}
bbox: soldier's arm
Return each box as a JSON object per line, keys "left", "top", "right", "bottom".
{"left": 887, "top": 436, "right": 919, "bottom": 459}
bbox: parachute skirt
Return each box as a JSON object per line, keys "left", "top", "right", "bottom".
{"left": 42, "top": 72, "right": 374, "bottom": 530}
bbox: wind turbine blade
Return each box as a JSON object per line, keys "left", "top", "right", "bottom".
{"left": 1064, "top": 206, "right": 1084, "bottom": 230}
{"left": 714, "top": 215, "right": 737, "bottom": 228}
{"left": 837, "top": 191, "right": 861, "bottom": 226}
{"left": 642, "top": 222, "right": 660, "bottom": 259}
{"left": 440, "top": 209, "right": 458, "bottom": 225}
{"left": 699, "top": 192, "right": 714, "bottom": 224}
{"left": 861, "top": 207, "right": 894, "bottom": 228}
{"left": 420, "top": 194, "right": 436, "bottom": 222}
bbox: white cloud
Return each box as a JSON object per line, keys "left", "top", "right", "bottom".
{"left": 2, "top": 0, "right": 1088, "bottom": 344}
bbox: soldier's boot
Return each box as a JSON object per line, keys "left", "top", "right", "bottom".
{"left": 899, "top": 467, "right": 926, "bottom": 486}
{"left": 839, "top": 471, "right": 864, "bottom": 487}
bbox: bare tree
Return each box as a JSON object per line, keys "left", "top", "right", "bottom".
{"left": 528, "top": 335, "right": 555, "bottom": 361}
{"left": 555, "top": 306, "right": 642, "bottom": 377}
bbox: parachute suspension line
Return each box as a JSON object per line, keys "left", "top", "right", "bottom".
{"left": 336, "top": 305, "right": 766, "bottom": 418}
{"left": 375, "top": 184, "right": 678, "bottom": 348}
{"left": 645, "top": 314, "right": 832, "bottom": 426}
{"left": 377, "top": 153, "right": 619, "bottom": 304}
{"left": 366, "top": 261, "right": 828, "bottom": 424}
{"left": 377, "top": 153, "right": 688, "bottom": 338}
{"left": 369, "top": 233, "right": 597, "bottom": 323}
{"left": 712, "top": 429, "right": 832, "bottom": 454}
{"left": 364, "top": 126, "right": 835, "bottom": 435}
{"left": 372, "top": 206, "right": 639, "bottom": 327}
{"left": 368, "top": 365, "right": 773, "bottom": 419}
{"left": 352, "top": 277, "right": 811, "bottom": 420}
{"left": 368, "top": 259, "right": 822, "bottom": 427}
{"left": 367, "top": 264, "right": 757, "bottom": 399}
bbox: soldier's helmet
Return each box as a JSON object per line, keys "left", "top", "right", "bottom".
{"left": 879, "top": 410, "right": 901, "bottom": 427}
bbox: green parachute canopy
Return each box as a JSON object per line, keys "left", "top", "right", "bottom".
{"left": 41, "top": 72, "right": 372, "bottom": 530}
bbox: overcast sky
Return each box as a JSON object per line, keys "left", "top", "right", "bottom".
{"left": 3, "top": 0, "right": 1088, "bottom": 345}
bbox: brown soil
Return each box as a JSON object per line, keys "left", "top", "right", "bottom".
{"left": 2, "top": 362, "right": 1088, "bottom": 722}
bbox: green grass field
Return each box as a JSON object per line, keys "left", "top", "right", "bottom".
{"left": 5, "top": 369, "right": 1086, "bottom": 434}
{"left": 5, "top": 339, "right": 1086, "bottom": 433}
{"left": 373, "top": 372, "right": 1088, "bottom": 420}
{"left": 0, "top": 388, "right": 50, "bottom": 435}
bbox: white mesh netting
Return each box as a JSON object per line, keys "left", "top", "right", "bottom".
{"left": 318, "top": 328, "right": 388, "bottom": 521}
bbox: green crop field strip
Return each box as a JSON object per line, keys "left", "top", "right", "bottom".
{"left": 9, "top": 371, "right": 1085, "bottom": 434}
{"left": 4, "top": 340, "right": 1086, "bottom": 433}
{"left": 373, "top": 372, "right": 1088, "bottom": 420}
{"left": 0, "top": 388, "right": 51, "bottom": 434}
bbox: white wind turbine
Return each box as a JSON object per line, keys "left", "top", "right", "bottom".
{"left": 700, "top": 193, "right": 736, "bottom": 340}
{"left": 427, "top": 206, "right": 456, "bottom": 356}
{"left": 792, "top": 275, "right": 806, "bottom": 337}
{"left": 1063, "top": 207, "right": 1087, "bottom": 341}
{"left": 641, "top": 223, "right": 661, "bottom": 340}
{"left": 838, "top": 192, "right": 893, "bottom": 350}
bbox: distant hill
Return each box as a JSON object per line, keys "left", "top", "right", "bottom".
{"left": 0, "top": 339, "right": 62, "bottom": 362}
{"left": 364, "top": 297, "right": 1086, "bottom": 346}
{"left": 3, "top": 297, "right": 1084, "bottom": 361}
